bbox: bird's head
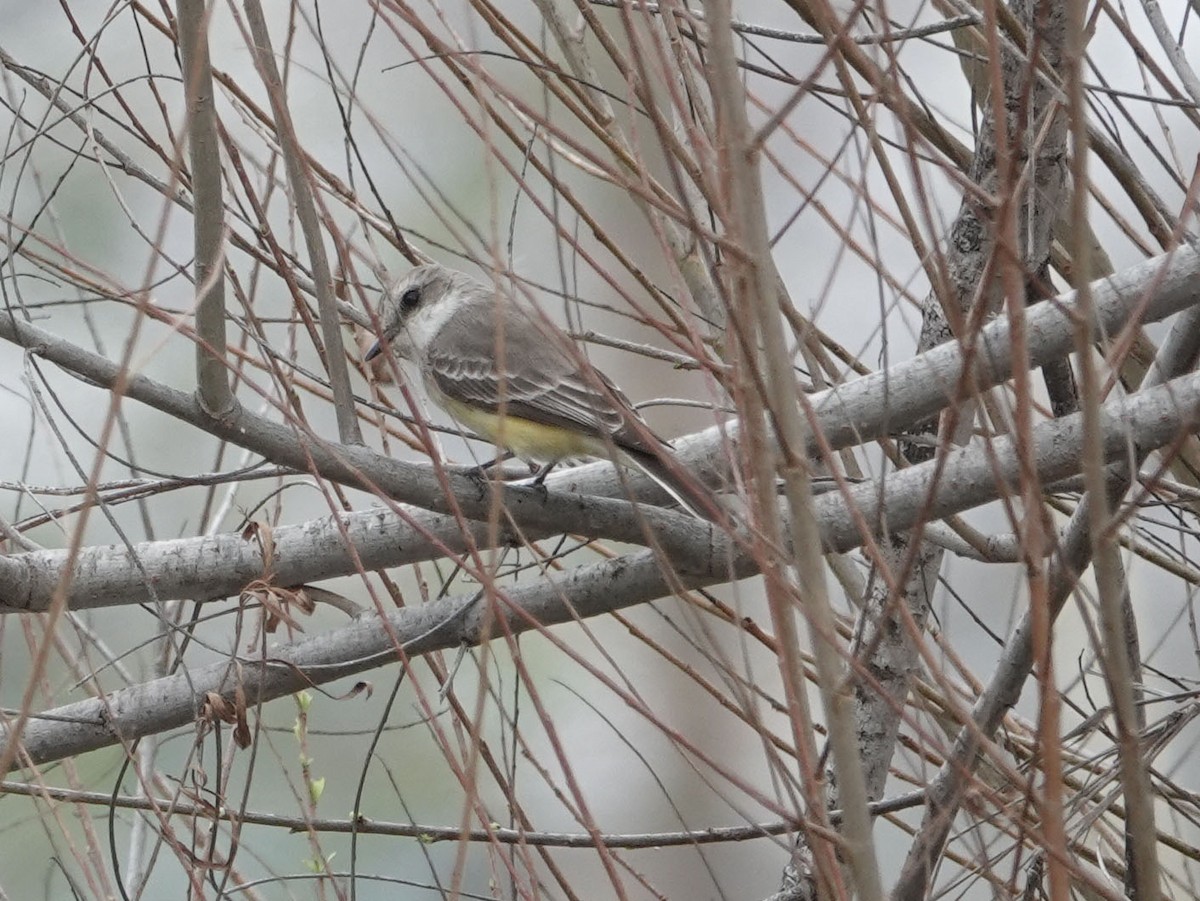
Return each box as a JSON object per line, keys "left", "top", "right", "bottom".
{"left": 365, "top": 263, "right": 464, "bottom": 362}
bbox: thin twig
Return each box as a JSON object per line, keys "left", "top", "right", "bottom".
{"left": 241, "top": 0, "right": 362, "bottom": 444}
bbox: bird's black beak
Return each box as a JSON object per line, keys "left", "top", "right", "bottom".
{"left": 364, "top": 339, "right": 383, "bottom": 361}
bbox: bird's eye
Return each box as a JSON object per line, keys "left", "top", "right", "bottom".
{"left": 400, "top": 287, "right": 421, "bottom": 312}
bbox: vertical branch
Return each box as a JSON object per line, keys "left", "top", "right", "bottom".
{"left": 1068, "top": 0, "right": 1161, "bottom": 895}
{"left": 242, "top": 0, "right": 362, "bottom": 445}
{"left": 703, "top": 3, "right": 882, "bottom": 899}
{"left": 177, "top": 0, "right": 234, "bottom": 417}
{"left": 857, "top": 0, "right": 1070, "bottom": 893}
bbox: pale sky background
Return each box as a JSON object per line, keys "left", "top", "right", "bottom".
{"left": 0, "top": 2, "right": 1198, "bottom": 898}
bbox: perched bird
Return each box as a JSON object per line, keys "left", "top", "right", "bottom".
{"left": 365, "top": 264, "right": 714, "bottom": 518}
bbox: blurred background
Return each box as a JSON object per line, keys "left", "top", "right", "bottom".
{"left": 0, "top": 1, "right": 1199, "bottom": 898}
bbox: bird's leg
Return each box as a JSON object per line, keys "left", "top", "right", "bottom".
{"left": 509, "top": 460, "right": 557, "bottom": 502}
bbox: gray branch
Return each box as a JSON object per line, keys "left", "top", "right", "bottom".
{"left": 176, "top": 0, "right": 234, "bottom": 417}
{"left": 8, "top": 363, "right": 1200, "bottom": 767}
{"left": 2, "top": 244, "right": 1200, "bottom": 611}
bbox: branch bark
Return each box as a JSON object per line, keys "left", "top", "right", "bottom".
{"left": 7, "top": 362, "right": 1200, "bottom": 769}
{"left": 176, "top": 0, "right": 234, "bottom": 418}
{"left": 2, "top": 243, "right": 1199, "bottom": 611}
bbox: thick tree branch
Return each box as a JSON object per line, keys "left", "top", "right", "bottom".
{"left": 7, "top": 363, "right": 1200, "bottom": 769}
{"left": 2, "top": 244, "right": 1199, "bottom": 613}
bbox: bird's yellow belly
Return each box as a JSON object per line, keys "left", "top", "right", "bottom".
{"left": 439, "top": 396, "right": 597, "bottom": 462}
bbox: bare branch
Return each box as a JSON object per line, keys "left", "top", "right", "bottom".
{"left": 176, "top": 0, "right": 234, "bottom": 417}
{"left": 241, "top": 0, "right": 362, "bottom": 445}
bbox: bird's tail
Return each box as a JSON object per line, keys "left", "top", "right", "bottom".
{"left": 619, "top": 449, "right": 723, "bottom": 522}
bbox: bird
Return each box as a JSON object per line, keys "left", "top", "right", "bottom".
{"left": 365, "top": 263, "right": 716, "bottom": 519}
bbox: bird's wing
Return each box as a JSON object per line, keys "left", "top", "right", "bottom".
{"left": 422, "top": 297, "right": 667, "bottom": 457}
{"left": 422, "top": 345, "right": 625, "bottom": 439}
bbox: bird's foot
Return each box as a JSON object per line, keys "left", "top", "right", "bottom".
{"left": 530, "top": 461, "right": 556, "bottom": 486}
{"left": 458, "top": 464, "right": 493, "bottom": 503}
{"left": 507, "top": 462, "right": 556, "bottom": 502}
